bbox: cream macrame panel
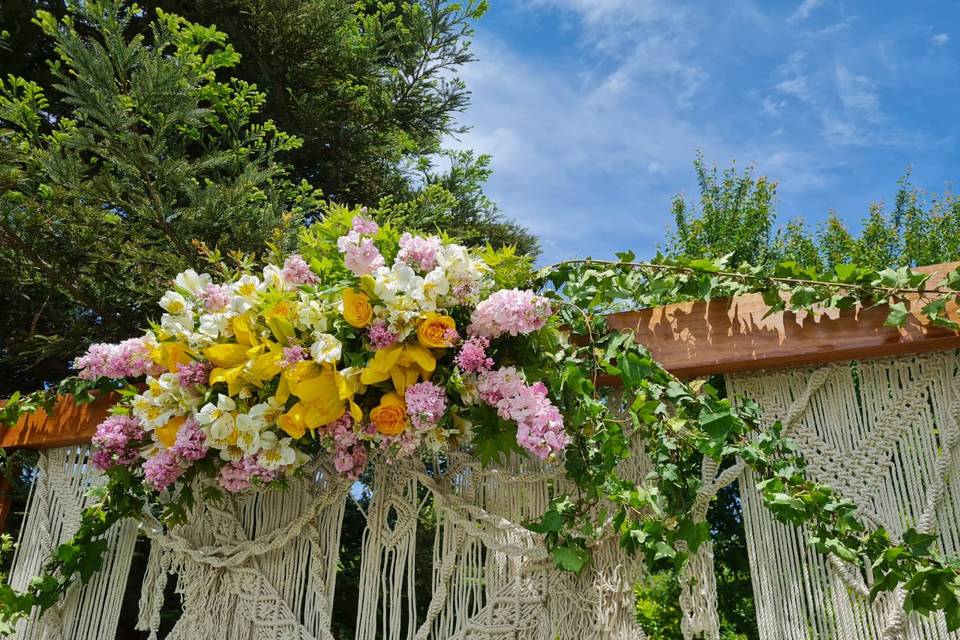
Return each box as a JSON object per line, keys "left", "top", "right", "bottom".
{"left": 726, "top": 350, "right": 960, "bottom": 640}
{"left": 11, "top": 434, "right": 650, "bottom": 640}
{"left": 8, "top": 446, "right": 139, "bottom": 640}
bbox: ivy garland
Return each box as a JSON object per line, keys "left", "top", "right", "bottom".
{"left": 1, "top": 253, "right": 959, "bottom": 634}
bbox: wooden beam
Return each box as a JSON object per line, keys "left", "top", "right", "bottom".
{"left": 1, "top": 263, "right": 958, "bottom": 449}
{"left": 602, "top": 261, "right": 960, "bottom": 380}
{"left": 0, "top": 392, "right": 120, "bottom": 450}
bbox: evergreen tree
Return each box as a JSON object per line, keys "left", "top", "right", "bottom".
{"left": 0, "top": 0, "right": 323, "bottom": 392}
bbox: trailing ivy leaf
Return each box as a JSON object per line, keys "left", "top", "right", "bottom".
{"left": 551, "top": 541, "right": 590, "bottom": 573}
{"left": 884, "top": 302, "right": 910, "bottom": 327}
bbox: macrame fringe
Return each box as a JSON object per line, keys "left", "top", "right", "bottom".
{"left": 8, "top": 447, "right": 138, "bottom": 640}
{"left": 727, "top": 351, "right": 960, "bottom": 640}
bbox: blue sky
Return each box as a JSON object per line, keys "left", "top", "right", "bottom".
{"left": 447, "top": 0, "right": 960, "bottom": 264}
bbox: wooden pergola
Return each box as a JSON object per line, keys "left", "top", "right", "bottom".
{"left": 2, "top": 261, "right": 958, "bottom": 524}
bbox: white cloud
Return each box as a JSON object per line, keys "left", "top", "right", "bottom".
{"left": 787, "top": 0, "right": 826, "bottom": 24}
{"left": 932, "top": 33, "right": 949, "bottom": 46}
{"left": 835, "top": 66, "right": 880, "bottom": 121}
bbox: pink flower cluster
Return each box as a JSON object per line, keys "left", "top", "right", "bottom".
{"left": 328, "top": 415, "right": 368, "bottom": 480}
{"left": 467, "top": 289, "right": 552, "bottom": 338}
{"left": 351, "top": 214, "right": 379, "bottom": 235}
{"left": 404, "top": 382, "right": 447, "bottom": 430}
{"left": 177, "top": 361, "right": 211, "bottom": 388}
{"left": 476, "top": 367, "right": 569, "bottom": 460}
{"left": 397, "top": 233, "right": 441, "bottom": 272}
{"left": 337, "top": 219, "right": 384, "bottom": 277}
{"left": 367, "top": 320, "right": 398, "bottom": 349}
{"left": 281, "top": 345, "right": 309, "bottom": 369}
{"left": 199, "top": 283, "right": 231, "bottom": 312}
{"left": 143, "top": 450, "right": 183, "bottom": 491}
{"left": 91, "top": 415, "right": 145, "bottom": 471}
{"left": 140, "top": 418, "right": 209, "bottom": 491}
{"left": 218, "top": 456, "right": 277, "bottom": 493}
{"left": 455, "top": 336, "right": 494, "bottom": 373}
{"left": 74, "top": 336, "right": 162, "bottom": 380}
{"left": 172, "top": 419, "right": 208, "bottom": 462}
{"left": 281, "top": 254, "right": 319, "bottom": 286}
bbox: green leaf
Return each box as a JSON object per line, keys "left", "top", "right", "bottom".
{"left": 884, "top": 302, "right": 909, "bottom": 327}
{"left": 551, "top": 542, "right": 590, "bottom": 573}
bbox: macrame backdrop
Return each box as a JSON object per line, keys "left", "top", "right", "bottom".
{"left": 7, "top": 349, "right": 959, "bottom": 640}
{"left": 8, "top": 447, "right": 138, "bottom": 640}
{"left": 725, "top": 350, "right": 960, "bottom": 640}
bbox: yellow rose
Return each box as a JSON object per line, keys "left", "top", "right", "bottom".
{"left": 342, "top": 288, "right": 374, "bottom": 328}
{"left": 416, "top": 313, "right": 456, "bottom": 348}
{"left": 370, "top": 392, "right": 407, "bottom": 436}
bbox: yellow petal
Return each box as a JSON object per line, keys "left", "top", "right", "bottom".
{"left": 210, "top": 365, "right": 248, "bottom": 396}
{"left": 232, "top": 314, "right": 255, "bottom": 346}
{"left": 391, "top": 366, "right": 419, "bottom": 394}
{"left": 360, "top": 366, "right": 391, "bottom": 386}
{"left": 302, "top": 399, "right": 345, "bottom": 430}
{"left": 275, "top": 375, "right": 291, "bottom": 404}
{"left": 278, "top": 404, "right": 306, "bottom": 439}
{"left": 204, "top": 343, "right": 249, "bottom": 368}
{"left": 370, "top": 344, "right": 403, "bottom": 373}
{"left": 349, "top": 400, "right": 362, "bottom": 422}
{"left": 402, "top": 344, "right": 436, "bottom": 373}
{"left": 248, "top": 347, "right": 281, "bottom": 381}
{"left": 155, "top": 416, "right": 185, "bottom": 448}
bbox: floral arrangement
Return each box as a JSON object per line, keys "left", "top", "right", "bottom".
{"left": 76, "top": 212, "right": 564, "bottom": 494}
{"left": 3, "top": 207, "right": 960, "bottom": 631}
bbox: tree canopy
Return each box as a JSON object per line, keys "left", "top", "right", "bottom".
{"left": 0, "top": 0, "right": 536, "bottom": 394}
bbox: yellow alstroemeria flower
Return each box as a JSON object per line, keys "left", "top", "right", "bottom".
{"left": 155, "top": 415, "right": 186, "bottom": 448}
{"left": 204, "top": 315, "right": 283, "bottom": 396}
{"left": 277, "top": 361, "right": 346, "bottom": 438}
{"left": 360, "top": 343, "right": 436, "bottom": 393}
{"left": 151, "top": 341, "right": 194, "bottom": 373}
{"left": 336, "top": 366, "right": 365, "bottom": 422}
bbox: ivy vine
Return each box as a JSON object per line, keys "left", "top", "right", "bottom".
{"left": 1, "top": 256, "right": 959, "bottom": 632}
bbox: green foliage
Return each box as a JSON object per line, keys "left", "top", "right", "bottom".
{"left": 665, "top": 153, "right": 778, "bottom": 267}
{"left": 666, "top": 158, "right": 960, "bottom": 273}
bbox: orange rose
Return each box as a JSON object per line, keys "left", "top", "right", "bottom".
{"left": 342, "top": 288, "right": 374, "bottom": 328}
{"left": 416, "top": 313, "right": 456, "bottom": 348}
{"left": 370, "top": 392, "right": 407, "bottom": 436}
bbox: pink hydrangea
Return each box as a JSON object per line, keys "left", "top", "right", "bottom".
{"left": 177, "top": 361, "right": 211, "bottom": 388}
{"left": 405, "top": 382, "right": 447, "bottom": 430}
{"left": 455, "top": 336, "right": 494, "bottom": 373}
{"left": 281, "top": 345, "right": 309, "bottom": 369}
{"left": 337, "top": 231, "right": 385, "bottom": 276}
{"left": 476, "top": 367, "right": 568, "bottom": 460}
{"left": 396, "top": 233, "right": 441, "bottom": 272}
{"left": 171, "top": 418, "right": 208, "bottom": 462}
{"left": 367, "top": 320, "right": 398, "bottom": 349}
{"left": 328, "top": 415, "right": 369, "bottom": 480}
{"left": 351, "top": 214, "right": 379, "bottom": 235}
{"left": 217, "top": 456, "right": 277, "bottom": 493}
{"left": 91, "top": 415, "right": 145, "bottom": 470}
{"left": 74, "top": 336, "right": 163, "bottom": 380}
{"left": 199, "top": 283, "right": 231, "bottom": 312}
{"left": 468, "top": 289, "right": 553, "bottom": 339}
{"left": 143, "top": 449, "right": 185, "bottom": 491}
{"left": 281, "top": 254, "right": 319, "bottom": 285}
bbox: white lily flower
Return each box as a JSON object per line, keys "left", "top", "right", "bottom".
{"left": 196, "top": 395, "right": 236, "bottom": 441}
{"left": 257, "top": 431, "right": 297, "bottom": 470}
{"left": 160, "top": 291, "right": 192, "bottom": 315}
{"left": 174, "top": 269, "right": 212, "bottom": 296}
{"left": 310, "top": 333, "right": 342, "bottom": 364}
